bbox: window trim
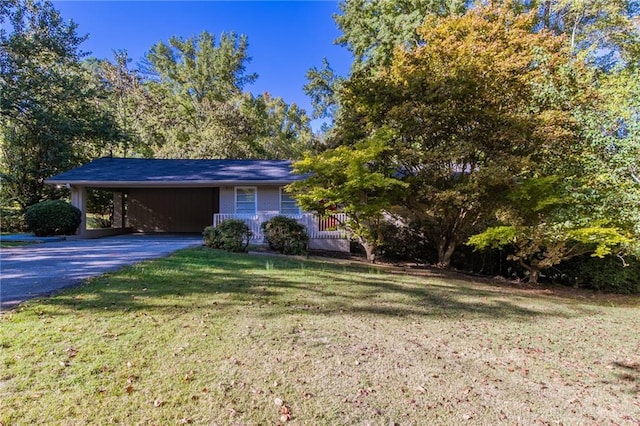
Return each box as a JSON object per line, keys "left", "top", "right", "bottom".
{"left": 279, "top": 187, "right": 301, "bottom": 215}
{"left": 235, "top": 186, "right": 257, "bottom": 214}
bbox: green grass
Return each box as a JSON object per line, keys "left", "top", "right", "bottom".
{"left": 1, "top": 247, "right": 639, "bottom": 425}
{"left": 0, "top": 241, "right": 34, "bottom": 247}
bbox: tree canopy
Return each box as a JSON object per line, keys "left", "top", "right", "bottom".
{"left": 0, "top": 0, "right": 118, "bottom": 209}
{"left": 296, "top": 0, "right": 639, "bottom": 282}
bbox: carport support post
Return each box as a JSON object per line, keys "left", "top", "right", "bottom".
{"left": 113, "top": 191, "right": 126, "bottom": 228}
{"left": 70, "top": 185, "right": 87, "bottom": 238}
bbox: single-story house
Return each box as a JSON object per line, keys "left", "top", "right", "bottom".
{"left": 45, "top": 157, "right": 348, "bottom": 251}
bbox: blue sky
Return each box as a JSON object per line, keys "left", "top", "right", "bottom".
{"left": 52, "top": 1, "right": 353, "bottom": 129}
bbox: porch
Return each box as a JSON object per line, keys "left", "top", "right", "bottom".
{"left": 212, "top": 212, "right": 350, "bottom": 252}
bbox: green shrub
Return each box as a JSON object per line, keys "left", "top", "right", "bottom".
{"left": 555, "top": 254, "right": 640, "bottom": 294}
{"left": 203, "top": 220, "right": 253, "bottom": 252}
{"left": 0, "top": 207, "right": 27, "bottom": 233}
{"left": 378, "top": 220, "right": 436, "bottom": 264}
{"left": 24, "top": 200, "right": 81, "bottom": 237}
{"left": 261, "top": 216, "right": 309, "bottom": 255}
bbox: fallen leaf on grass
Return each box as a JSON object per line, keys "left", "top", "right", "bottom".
{"left": 414, "top": 386, "right": 427, "bottom": 394}
{"left": 280, "top": 413, "right": 291, "bottom": 423}
{"left": 280, "top": 405, "right": 292, "bottom": 422}
{"left": 125, "top": 385, "right": 134, "bottom": 394}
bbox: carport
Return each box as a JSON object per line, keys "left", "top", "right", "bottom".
{"left": 45, "top": 157, "right": 301, "bottom": 238}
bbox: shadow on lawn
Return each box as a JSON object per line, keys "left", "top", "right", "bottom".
{"left": 30, "top": 248, "right": 593, "bottom": 320}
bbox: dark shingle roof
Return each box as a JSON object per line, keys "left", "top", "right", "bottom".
{"left": 46, "top": 157, "right": 304, "bottom": 186}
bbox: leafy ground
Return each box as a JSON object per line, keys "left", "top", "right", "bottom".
{"left": 1, "top": 247, "right": 639, "bottom": 425}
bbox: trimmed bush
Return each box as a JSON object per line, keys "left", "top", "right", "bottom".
{"left": 25, "top": 200, "right": 81, "bottom": 236}
{"left": 261, "top": 215, "right": 309, "bottom": 255}
{"left": 203, "top": 220, "right": 253, "bottom": 252}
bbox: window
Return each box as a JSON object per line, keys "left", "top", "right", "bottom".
{"left": 280, "top": 188, "right": 300, "bottom": 215}
{"left": 235, "top": 187, "right": 256, "bottom": 214}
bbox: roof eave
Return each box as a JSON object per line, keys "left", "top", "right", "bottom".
{"left": 44, "top": 179, "right": 303, "bottom": 188}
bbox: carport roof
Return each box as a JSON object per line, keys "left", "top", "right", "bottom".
{"left": 45, "top": 157, "right": 306, "bottom": 187}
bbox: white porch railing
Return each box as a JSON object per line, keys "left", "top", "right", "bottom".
{"left": 212, "top": 212, "right": 348, "bottom": 241}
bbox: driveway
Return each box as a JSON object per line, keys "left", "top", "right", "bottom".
{"left": 0, "top": 234, "right": 202, "bottom": 311}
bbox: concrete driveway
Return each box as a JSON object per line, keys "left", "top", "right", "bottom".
{"left": 0, "top": 234, "right": 202, "bottom": 311}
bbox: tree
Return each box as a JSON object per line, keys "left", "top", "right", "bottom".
{"left": 468, "top": 177, "right": 632, "bottom": 284}
{"left": 334, "top": 0, "right": 467, "bottom": 72}
{"left": 289, "top": 129, "right": 407, "bottom": 262}
{"left": 533, "top": 0, "right": 640, "bottom": 69}
{"left": 304, "top": 0, "right": 468, "bottom": 131}
{"left": 333, "top": 4, "right": 582, "bottom": 267}
{"left": 303, "top": 58, "right": 344, "bottom": 124}
{"left": 145, "top": 31, "right": 257, "bottom": 102}
{"left": 141, "top": 31, "right": 311, "bottom": 160}
{"left": 569, "top": 67, "right": 640, "bottom": 249}
{"left": 90, "top": 50, "right": 153, "bottom": 157}
{"left": 241, "top": 92, "right": 313, "bottom": 159}
{"left": 141, "top": 31, "right": 254, "bottom": 158}
{"left": 0, "top": 0, "right": 117, "bottom": 209}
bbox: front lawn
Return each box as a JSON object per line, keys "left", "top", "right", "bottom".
{"left": 1, "top": 247, "right": 638, "bottom": 424}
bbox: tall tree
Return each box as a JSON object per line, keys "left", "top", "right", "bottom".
{"left": 304, "top": 58, "right": 344, "bottom": 122}
{"left": 90, "top": 51, "right": 153, "bottom": 157}
{"left": 533, "top": 0, "right": 640, "bottom": 68}
{"left": 241, "top": 92, "right": 313, "bottom": 159}
{"left": 334, "top": 5, "right": 582, "bottom": 267}
{"left": 0, "top": 0, "right": 116, "bottom": 209}
{"left": 334, "top": 0, "right": 467, "bottom": 72}
{"left": 304, "top": 0, "right": 468, "bottom": 130}
{"left": 142, "top": 31, "right": 311, "bottom": 159}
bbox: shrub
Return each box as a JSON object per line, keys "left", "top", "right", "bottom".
{"left": 0, "top": 207, "right": 27, "bottom": 233}
{"left": 203, "top": 220, "right": 253, "bottom": 252}
{"left": 554, "top": 254, "right": 640, "bottom": 294}
{"left": 378, "top": 220, "right": 436, "bottom": 264}
{"left": 25, "top": 200, "right": 81, "bottom": 237}
{"left": 261, "top": 216, "right": 309, "bottom": 255}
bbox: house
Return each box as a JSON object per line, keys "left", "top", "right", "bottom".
{"left": 45, "top": 157, "right": 348, "bottom": 251}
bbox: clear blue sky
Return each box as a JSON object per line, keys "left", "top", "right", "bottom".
{"left": 52, "top": 1, "right": 353, "bottom": 129}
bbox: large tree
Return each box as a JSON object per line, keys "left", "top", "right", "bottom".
{"left": 142, "top": 31, "right": 311, "bottom": 159}
{"left": 333, "top": 5, "right": 582, "bottom": 267}
{"left": 90, "top": 51, "right": 154, "bottom": 158}
{"left": 532, "top": 0, "right": 640, "bottom": 68}
{"left": 334, "top": 0, "right": 467, "bottom": 72}
{"left": 241, "top": 92, "right": 313, "bottom": 159}
{"left": 0, "top": 0, "right": 117, "bottom": 209}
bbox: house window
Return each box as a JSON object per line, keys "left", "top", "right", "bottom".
{"left": 280, "top": 188, "right": 300, "bottom": 215}
{"left": 235, "top": 187, "right": 257, "bottom": 214}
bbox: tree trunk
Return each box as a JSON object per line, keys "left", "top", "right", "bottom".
{"left": 359, "top": 238, "right": 377, "bottom": 263}
{"left": 519, "top": 260, "right": 541, "bottom": 284}
{"left": 436, "top": 235, "right": 457, "bottom": 268}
